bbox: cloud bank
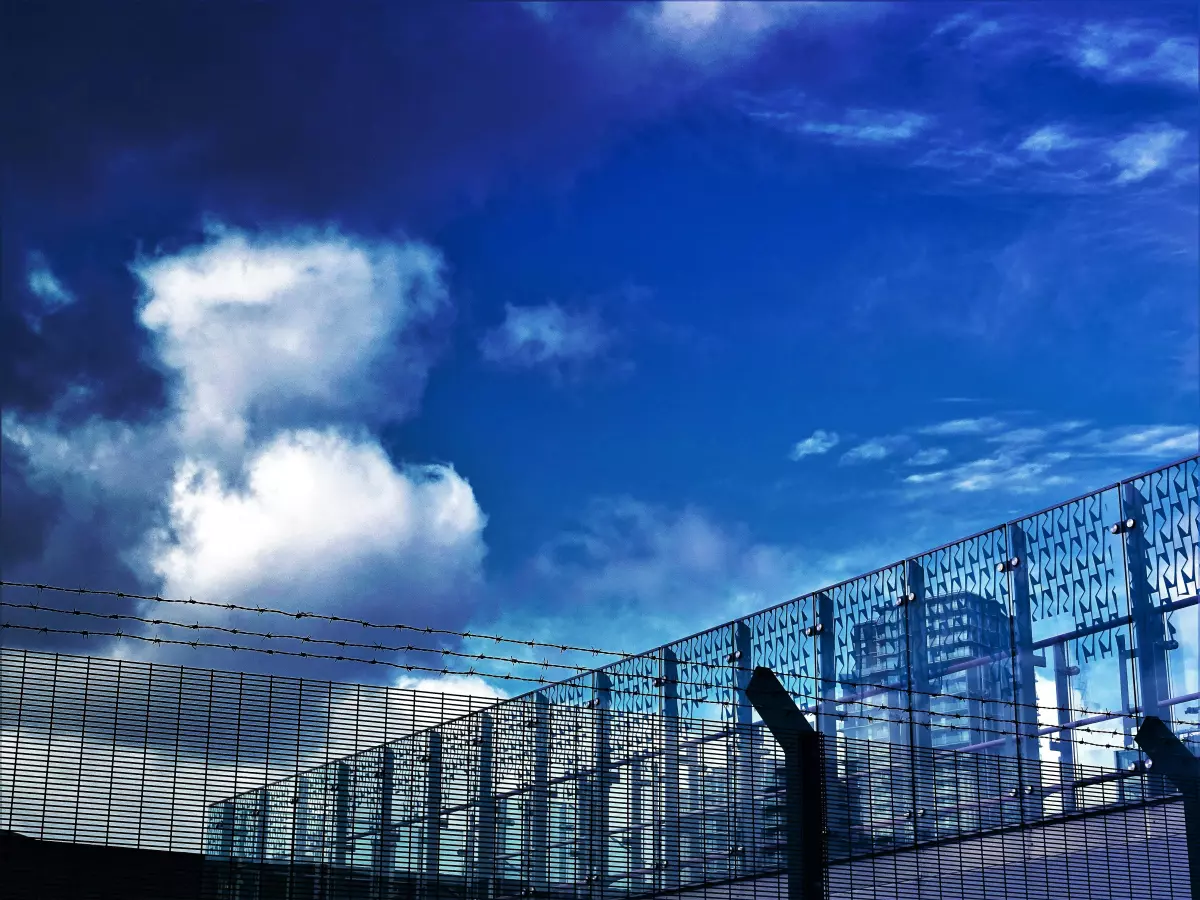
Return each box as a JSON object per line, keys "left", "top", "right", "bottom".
{"left": 5, "top": 226, "right": 487, "bottom": 675}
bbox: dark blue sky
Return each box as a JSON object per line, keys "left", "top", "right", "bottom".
{"left": 2, "top": 1, "right": 1197, "bottom": 688}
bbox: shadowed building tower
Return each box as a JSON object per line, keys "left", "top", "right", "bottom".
{"left": 844, "top": 591, "right": 1019, "bottom": 842}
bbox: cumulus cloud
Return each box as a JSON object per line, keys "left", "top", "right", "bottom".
{"left": 7, "top": 225, "right": 487, "bottom": 674}
{"left": 789, "top": 429, "right": 839, "bottom": 460}
{"left": 148, "top": 430, "right": 485, "bottom": 622}
{"left": 479, "top": 302, "right": 611, "bottom": 370}
{"left": 135, "top": 226, "right": 449, "bottom": 451}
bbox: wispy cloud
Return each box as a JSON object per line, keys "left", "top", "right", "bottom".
{"left": 479, "top": 302, "right": 611, "bottom": 370}
{"left": 899, "top": 421, "right": 1197, "bottom": 498}
{"left": 840, "top": 436, "right": 908, "bottom": 465}
{"left": 934, "top": 12, "right": 1199, "bottom": 92}
{"left": 907, "top": 447, "right": 948, "bottom": 467}
{"left": 789, "top": 429, "right": 839, "bottom": 461}
{"left": 800, "top": 110, "right": 930, "bottom": 146}
{"left": 918, "top": 417, "right": 1006, "bottom": 437}
{"left": 741, "top": 91, "right": 1195, "bottom": 196}
{"left": 24, "top": 252, "right": 75, "bottom": 332}
{"left": 1068, "top": 21, "right": 1199, "bottom": 91}
{"left": 1109, "top": 126, "right": 1188, "bottom": 184}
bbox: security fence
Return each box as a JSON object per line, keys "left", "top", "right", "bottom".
{"left": 2, "top": 455, "right": 1198, "bottom": 899}
{"left": 202, "top": 455, "right": 1200, "bottom": 898}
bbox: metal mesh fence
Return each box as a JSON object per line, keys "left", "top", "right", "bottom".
{"left": 200, "top": 691, "right": 1191, "bottom": 899}
{"left": 2, "top": 455, "right": 1198, "bottom": 898}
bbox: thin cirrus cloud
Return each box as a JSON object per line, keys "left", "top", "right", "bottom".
{"left": 907, "top": 447, "right": 949, "bottom": 467}
{"left": 789, "top": 429, "right": 839, "bottom": 461}
{"left": 934, "top": 11, "right": 1199, "bottom": 92}
{"left": 479, "top": 302, "right": 611, "bottom": 370}
{"left": 900, "top": 421, "right": 1198, "bottom": 497}
{"left": 840, "top": 436, "right": 908, "bottom": 465}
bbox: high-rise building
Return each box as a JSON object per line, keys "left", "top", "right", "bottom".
{"left": 842, "top": 592, "right": 1019, "bottom": 843}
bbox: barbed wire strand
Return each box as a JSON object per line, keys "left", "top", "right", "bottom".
{"left": 0, "top": 621, "right": 1176, "bottom": 751}
{"left": 1, "top": 587, "right": 1180, "bottom": 724}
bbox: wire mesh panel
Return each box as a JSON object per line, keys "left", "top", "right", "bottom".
{"left": 1125, "top": 458, "right": 1200, "bottom": 754}
{"left": 1011, "top": 485, "right": 1136, "bottom": 818}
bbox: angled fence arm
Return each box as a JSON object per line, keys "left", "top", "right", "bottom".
{"left": 746, "top": 667, "right": 827, "bottom": 900}
{"left": 1135, "top": 716, "right": 1199, "bottom": 899}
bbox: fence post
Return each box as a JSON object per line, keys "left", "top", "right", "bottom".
{"left": 746, "top": 667, "right": 826, "bottom": 900}
{"left": 476, "top": 713, "right": 496, "bottom": 899}
{"left": 373, "top": 747, "right": 395, "bottom": 897}
{"left": 1122, "top": 484, "right": 1172, "bottom": 734}
{"left": 904, "top": 560, "right": 932, "bottom": 844}
{"left": 424, "top": 732, "right": 443, "bottom": 897}
{"left": 1008, "top": 526, "right": 1043, "bottom": 822}
{"left": 591, "top": 672, "right": 612, "bottom": 898}
{"left": 659, "top": 649, "right": 681, "bottom": 892}
{"left": 731, "top": 620, "right": 754, "bottom": 873}
{"left": 1135, "top": 716, "right": 1199, "bottom": 897}
{"left": 528, "top": 693, "right": 550, "bottom": 894}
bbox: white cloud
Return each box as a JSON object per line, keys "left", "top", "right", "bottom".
{"left": 479, "top": 302, "right": 610, "bottom": 370}
{"left": 1019, "top": 126, "right": 1082, "bottom": 155}
{"left": 135, "top": 225, "right": 448, "bottom": 450}
{"left": 1109, "top": 126, "right": 1187, "bottom": 184}
{"left": 918, "top": 417, "right": 1005, "bottom": 436}
{"left": 1068, "top": 23, "right": 1199, "bottom": 90}
{"left": 10, "top": 225, "right": 487, "bottom": 669}
{"left": 801, "top": 110, "right": 929, "bottom": 145}
{"left": 24, "top": 252, "right": 75, "bottom": 332}
{"left": 148, "top": 430, "right": 485, "bottom": 616}
{"left": 935, "top": 12, "right": 1198, "bottom": 92}
{"left": 1070, "top": 424, "right": 1199, "bottom": 459}
{"left": 392, "top": 673, "right": 508, "bottom": 703}
{"left": 903, "top": 452, "right": 1072, "bottom": 495}
{"left": 634, "top": 1, "right": 880, "bottom": 65}
{"left": 789, "top": 429, "right": 839, "bottom": 460}
{"left": 899, "top": 421, "right": 1197, "bottom": 500}
{"left": 907, "top": 447, "right": 949, "bottom": 467}
{"left": 840, "top": 436, "right": 907, "bottom": 465}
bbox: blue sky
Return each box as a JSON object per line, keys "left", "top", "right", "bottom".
{"left": 2, "top": 1, "right": 1197, "bottom": 691}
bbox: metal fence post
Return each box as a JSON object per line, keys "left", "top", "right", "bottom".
{"left": 591, "top": 672, "right": 612, "bottom": 899}
{"left": 746, "top": 667, "right": 826, "bottom": 900}
{"left": 905, "top": 560, "right": 932, "bottom": 844}
{"left": 659, "top": 649, "right": 681, "bottom": 893}
{"left": 476, "top": 713, "right": 496, "bottom": 899}
{"left": 1122, "top": 484, "right": 1173, "bottom": 745}
{"left": 1007, "top": 526, "right": 1042, "bottom": 822}
{"left": 1135, "top": 716, "right": 1199, "bottom": 897}
{"left": 528, "top": 693, "right": 550, "bottom": 894}
{"left": 424, "top": 732, "right": 443, "bottom": 897}
{"left": 374, "top": 747, "right": 394, "bottom": 898}
{"left": 731, "top": 620, "right": 754, "bottom": 873}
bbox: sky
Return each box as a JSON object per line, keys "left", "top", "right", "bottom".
{"left": 2, "top": 0, "right": 1198, "bottom": 695}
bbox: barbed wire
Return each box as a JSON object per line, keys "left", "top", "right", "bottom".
{"left": 3, "top": 584, "right": 1187, "bottom": 725}
{"left": 0, "top": 580, "right": 627, "bottom": 657}
{"left": 0, "top": 600, "right": 588, "bottom": 676}
{"left": 0, "top": 597, "right": 1124, "bottom": 721}
{"left": 0, "top": 621, "right": 1165, "bottom": 753}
